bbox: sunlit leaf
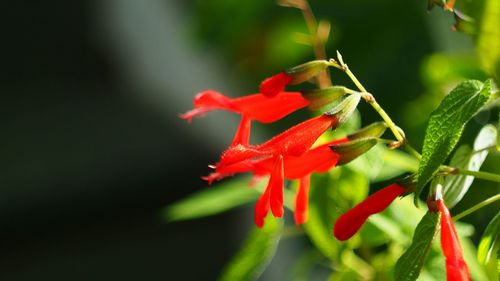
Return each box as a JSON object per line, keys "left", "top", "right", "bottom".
{"left": 218, "top": 217, "right": 283, "bottom": 281}
{"left": 394, "top": 211, "right": 440, "bottom": 281}
{"left": 164, "top": 177, "right": 260, "bottom": 222}
{"left": 478, "top": 212, "right": 500, "bottom": 280}
{"left": 443, "top": 125, "right": 497, "bottom": 207}
{"left": 415, "top": 79, "right": 493, "bottom": 204}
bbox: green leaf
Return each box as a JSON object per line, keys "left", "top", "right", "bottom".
{"left": 497, "top": 112, "right": 500, "bottom": 151}
{"left": 415, "top": 79, "right": 493, "bottom": 204}
{"left": 290, "top": 249, "right": 324, "bottom": 281}
{"left": 476, "top": 0, "right": 500, "bottom": 80}
{"left": 478, "top": 212, "right": 500, "bottom": 280}
{"left": 218, "top": 217, "right": 283, "bottom": 281}
{"left": 348, "top": 144, "right": 418, "bottom": 183}
{"left": 164, "top": 177, "right": 260, "bottom": 222}
{"left": 443, "top": 125, "right": 497, "bottom": 207}
{"left": 394, "top": 211, "right": 440, "bottom": 281}
{"left": 303, "top": 167, "right": 369, "bottom": 259}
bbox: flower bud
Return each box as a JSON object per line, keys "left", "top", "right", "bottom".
{"left": 329, "top": 137, "right": 378, "bottom": 165}
{"left": 347, "top": 122, "right": 388, "bottom": 140}
{"left": 324, "top": 92, "right": 361, "bottom": 128}
{"left": 302, "top": 86, "right": 349, "bottom": 111}
{"left": 285, "top": 60, "right": 330, "bottom": 85}
{"left": 333, "top": 183, "right": 406, "bottom": 241}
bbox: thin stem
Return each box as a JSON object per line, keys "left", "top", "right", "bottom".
{"left": 453, "top": 194, "right": 500, "bottom": 221}
{"left": 472, "top": 145, "right": 497, "bottom": 154}
{"left": 298, "top": 0, "right": 332, "bottom": 88}
{"left": 455, "top": 169, "right": 500, "bottom": 183}
{"left": 403, "top": 143, "right": 422, "bottom": 160}
{"left": 328, "top": 55, "right": 406, "bottom": 144}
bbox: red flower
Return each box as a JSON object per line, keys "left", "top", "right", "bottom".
{"left": 259, "top": 72, "right": 293, "bottom": 98}
{"left": 206, "top": 138, "right": 346, "bottom": 227}
{"left": 217, "top": 114, "right": 338, "bottom": 168}
{"left": 254, "top": 139, "right": 346, "bottom": 227}
{"left": 437, "top": 199, "right": 470, "bottom": 281}
{"left": 333, "top": 183, "right": 406, "bottom": 241}
{"left": 180, "top": 90, "right": 309, "bottom": 145}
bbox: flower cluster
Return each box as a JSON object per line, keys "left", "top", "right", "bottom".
{"left": 181, "top": 61, "right": 384, "bottom": 227}
{"left": 182, "top": 59, "right": 472, "bottom": 280}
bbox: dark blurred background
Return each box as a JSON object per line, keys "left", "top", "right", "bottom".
{"left": 0, "top": 1, "right": 497, "bottom": 280}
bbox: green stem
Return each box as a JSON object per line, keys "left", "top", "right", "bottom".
{"left": 365, "top": 96, "right": 405, "bottom": 143}
{"left": 299, "top": 0, "right": 331, "bottom": 88}
{"left": 455, "top": 169, "right": 500, "bottom": 183}
{"left": 403, "top": 143, "right": 422, "bottom": 160}
{"left": 328, "top": 54, "right": 405, "bottom": 144}
{"left": 453, "top": 194, "right": 500, "bottom": 221}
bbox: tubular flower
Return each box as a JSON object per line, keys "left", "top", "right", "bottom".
{"left": 333, "top": 183, "right": 406, "bottom": 241}
{"left": 207, "top": 138, "right": 346, "bottom": 227}
{"left": 437, "top": 199, "right": 470, "bottom": 281}
{"left": 217, "top": 114, "right": 338, "bottom": 168}
{"left": 206, "top": 136, "right": 383, "bottom": 227}
{"left": 180, "top": 90, "right": 310, "bottom": 145}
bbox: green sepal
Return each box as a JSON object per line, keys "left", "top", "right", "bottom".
{"left": 347, "top": 122, "right": 388, "bottom": 140}
{"left": 285, "top": 60, "right": 329, "bottom": 85}
{"left": 330, "top": 137, "right": 378, "bottom": 165}
{"left": 325, "top": 92, "right": 361, "bottom": 127}
{"left": 302, "top": 86, "right": 349, "bottom": 111}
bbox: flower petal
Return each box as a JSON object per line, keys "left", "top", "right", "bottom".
{"left": 333, "top": 183, "right": 405, "bottom": 241}
{"left": 180, "top": 90, "right": 235, "bottom": 121}
{"left": 437, "top": 199, "right": 470, "bottom": 280}
{"left": 232, "top": 92, "right": 309, "bottom": 123}
{"left": 259, "top": 72, "right": 293, "bottom": 98}
{"left": 258, "top": 114, "right": 337, "bottom": 157}
{"left": 269, "top": 155, "right": 285, "bottom": 218}
{"left": 217, "top": 115, "right": 337, "bottom": 168}
{"left": 283, "top": 144, "right": 341, "bottom": 179}
{"left": 255, "top": 185, "right": 271, "bottom": 228}
{"left": 294, "top": 175, "right": 311, "bottom": 225}
{"left": 231, "top": 116, "right": 252, "bottom": 146}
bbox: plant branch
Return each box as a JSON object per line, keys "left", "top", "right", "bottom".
{"left": 454, "top": 169, "right": 500, "bottom": 183}
{"left": 328, "top": 54, "right": 406, "bottom": 144}
{"left": 453, "top": 194, "right": 500, "bottom": 221}
{"left": 289, "top": 0, "right": 332, "bottom": 88}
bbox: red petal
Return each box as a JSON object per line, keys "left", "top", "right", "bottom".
{"left": 294, "top": 176, "right": 311, "bottom": 225}
{"left": 283, "top": 144, "right": 341, "bottom": 179}
{"left": 217, "top": 115, "right": 336, "bottom": 169}
{"left": 232, "top": 92, "right": 309, "bottom": 123}
{"left": 255, "top": 186, "right": 271, "bottom": 228}
{"left": 203, "top": 159, "right": 257, "bottom": 183}
{"left": 217, "top": 144, "right": 265, "bottom": 168}
{"left": 269, "top": 155, "right": 284, "bottom": 218}
{"left": 333, "top": 183, "right": 405, "bottom": 241}
{"left": 192, "top": 90, "right": 234, "bottom": 108}
{"left": 258, "top": 115, "right": 337, "bottom": 157}
{"left": 231, "top": 116, "right": 252, "bottom": 146}
{"left": 259, "top": 72, "right": 293, "bottom": 98}
{"left": 180, "top": 90, "right": 235, "bottom": 121}
{"left": 437, "top": 199, "right": 470, "bottom": 280}
{"left": 245, "top": 138, "right": 345, "bottom": 180}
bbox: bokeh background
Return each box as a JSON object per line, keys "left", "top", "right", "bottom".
{"left": 1, "top": 0, "right": 498, "bottom": 280}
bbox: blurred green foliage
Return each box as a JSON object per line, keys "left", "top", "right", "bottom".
{"left": 171, "top": 0, "right": 499, "bottom": 280}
